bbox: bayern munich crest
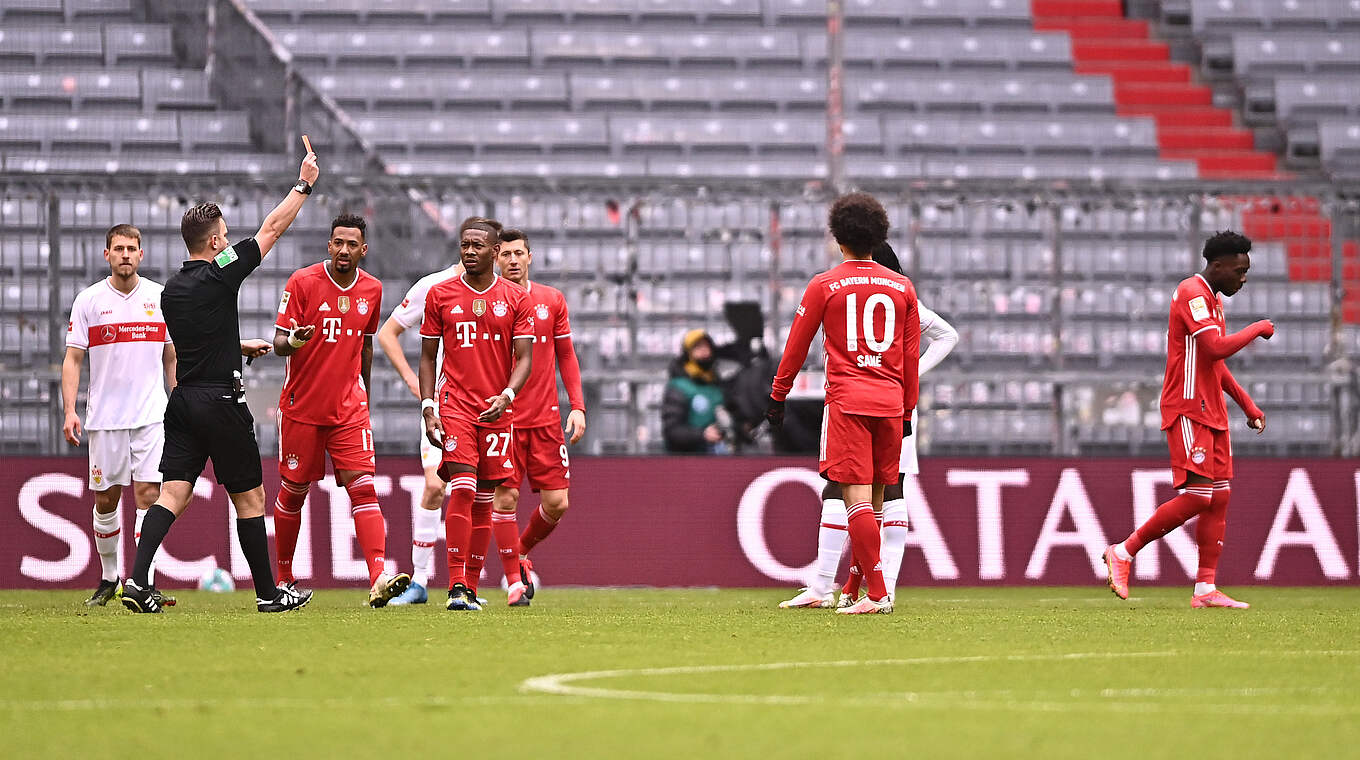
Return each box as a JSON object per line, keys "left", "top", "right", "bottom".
{"left": 535, "top": 303, "right": 550, "bottom": 321}
{"left": 356, "top": 298, "right": 369, "bottom": 316}
{"left": 1190, "top": 447, "right": 1207, "bottom": 465}
{"left": 285, "top": 454, "right": 300, "bottom": 471}
{"left": 492, "top": 300, "right": 508, "bottom": 317}
{"left": 444, "top": 436, "right": 457, "bottom": 452}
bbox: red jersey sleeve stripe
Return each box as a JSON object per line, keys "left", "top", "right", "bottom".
{"left": 1190, "top": 324, "right": 1220, "bottom": 337}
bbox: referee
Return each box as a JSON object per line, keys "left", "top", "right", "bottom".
{"left": 121, "top": 147, "right": 320, "bottom": 613}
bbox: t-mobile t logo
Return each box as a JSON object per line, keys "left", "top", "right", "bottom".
{"left": 454, "top": 321, "right": 477, "bottom": 348}
{"left": 321, "top": 317, "right": 343, "bottom": 343}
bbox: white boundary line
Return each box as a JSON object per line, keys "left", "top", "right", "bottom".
{"left": 0, "top": 695, "right": 583, "bottom": 712}
{"left": 519, "top": 650, "right": 1360, "bottom": 714}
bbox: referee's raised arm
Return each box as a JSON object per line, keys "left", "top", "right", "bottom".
{"left": 256, "top": 148, "right": 320, "bottom": 257}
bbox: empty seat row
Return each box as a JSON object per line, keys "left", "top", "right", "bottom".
{"left": 0, "top": 68, "right": 215, "bottom": 111}
{"left": 1248, "top": 73, "right": 1360, "bottom": 125}
{"left": 313, "top": 69, "right": 1115, "bottom": 115}
{"left": 0, "top": 23, "right": 173, "bottom": 64}
{"left": 3, "top": 152, "right": 287, "bottom": 176}
{"left": 352, "top": 111, "right": 1159, "bottom": 156}
{"left": 0, "top": 111, "right": 253, "bottom": 151}
{"left": 0, "top": 0, "right": 131, "bottom": 20}
{"left": 245, "top": 0, "right": 1033, "bottom": 25}
{"left": 1189, "top": 0, "right": 1360, "bottom": 32}
{"left": 1228, "top": 31, "right": 1360, "bottom": 75}
{"left": 276, "top": 25, "right": 1072, "bottom": 69}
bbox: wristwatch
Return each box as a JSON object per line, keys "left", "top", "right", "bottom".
{"left": 292, "top": 179, "right": 312, "bottom": 195}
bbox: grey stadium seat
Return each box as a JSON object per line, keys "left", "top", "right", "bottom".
{"left": 178, "top": 112, "right": 253, "bottom": 150}
{"left": 852, "top": 72, "right": 1115, "bottom": 114}
{"left": 804, "top": 29, "right": 1071, "bottom": 69}
{"left": 310, "top": 70, "right": 569, "bottom": 111}
{"left": 242, "top": 0, "right": 493, "bottom": 23}
{"left": 276, "top": 25, "right": 529, "bottom": 66}
{"left": 570, "top": 72, "right": 825, "bottom": 111}
{"left": 0, "top": 25, "right": 104, "bottom": 63}
{"left": 611, "top": 114, "right": 881, "bottom": 155}
{"left": 1318, "top": 119, "right": 1360, "bottom": 165}
{"left": 141, "top": 69, "right": 216, "bottom": 110}
{"left": 772, "top": 0, "right": 1033, "bottom": 26}
{"left": 1190, "top": 0, "right": 1360, "bottom": 32}
{"left": 103, "top": 23, "right": 173, "bottom": 64}
{"left": 884, "top": 115, "right": 1158, "bottom": 157}
{"left": 0, "top": 112, "right": 179, "bottom": 151}
{"left": 0, "top": 69, "right": 139, "bottom": 108}
{"left": 530, "top": 28, "right": 803, "bottom": 67}
{"left": 1231, "top": 30, "right": 1360, "bottom": 74}
{"left": 922, "top": 157, "right": 1197, "bottom": 181}
{"left": 0, "top": 0, "right": 63, "bottom": 20}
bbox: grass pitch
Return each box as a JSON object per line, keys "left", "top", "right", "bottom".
{"left": 2, "top": 587, "right": 1357, "bottom": 759}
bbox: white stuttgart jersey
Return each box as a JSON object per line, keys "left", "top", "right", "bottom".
{"left": 390, "top": 263, "right": 460, "bottom": 379}
{"left": 66, "top": 277, "right": 171, "bottom": 430}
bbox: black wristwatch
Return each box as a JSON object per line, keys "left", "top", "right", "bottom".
{"left": 292, "top": 179, "right": 312, "bottom": 195}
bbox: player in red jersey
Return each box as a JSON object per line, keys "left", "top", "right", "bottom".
{"left": 491, "top": 229, "right": 587, "bottom": 606}
{"left": 420, "top": 217, "right": 535, "bottom": 612}
{"left": 1104, "top": 231, "right": 1272, "bottom": 609}
{"left": 767, "top": 192, "right": 921, "bottom": 615}
{"left": 271, "top": 213, "right": 411, "bottom": 608}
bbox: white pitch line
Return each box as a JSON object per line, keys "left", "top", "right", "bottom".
{"left": 520, "top": 650, "right": 1360, "bottom": 715}
{"left": 0, "top": 695, "right": 584, "bottom": 713}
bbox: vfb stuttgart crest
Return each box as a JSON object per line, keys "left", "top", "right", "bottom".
{"left": 356, "top": 297, "right": 369, "bottom": 316}
{"left": 337, "top": 296, "right": 351, "bottom": 314}
{"left": 535, "top": 303, "right": 550, "bottom": 321}
{"left": 472, "top": 299, "right": 487, "bottom": 317}
{"left": 91, "top": 465, "right": 103, "bottom": 486}
{"left": 285, "top": 453, "right": 300, "bottom": 471}
{"left": 143, "top": 300, "right": 157, "bottom": 317}
{"left": 492, "top": 300, "right": 508, "bottom": 317}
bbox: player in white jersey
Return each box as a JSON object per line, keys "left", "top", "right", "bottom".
{"left": 61, "top": 224, "right": 177, "bottom": 607}
{"left": 376, "top": 259, "right": 464, "bottom": 605}
{"left": 780, "top": 241, "right": 958, "bottom": 609}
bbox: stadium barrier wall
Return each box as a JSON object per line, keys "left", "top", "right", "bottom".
{"left": 3, "top": 457, "right": 1358, "bottom": 590}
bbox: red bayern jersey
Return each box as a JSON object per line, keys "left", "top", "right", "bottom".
{"left": 1160, "top": 273, "right": 1230, "bottom": 431}
{"left": 771, "top": 259, "right": 920, "bottom": 418}
{"left": 515, "top": 281, "right": 586, "bottom": 429}
{"left": 276, "top": 262, "right": 382, "bottom": 426}
{"left": 421, "top": 273, "right": 535, "bottom": 430}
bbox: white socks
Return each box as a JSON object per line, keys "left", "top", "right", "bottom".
{"left": 411, "top": 505, "right": 442, "bottom": 588}
{"left": 92, "top": 508, "right": 120, "bottom": 582}
{"left": 134, "top": 506, "right": 155, "bottom": 585}
{"left": 811, "top": 499, "right": 848, "bottom": 596}
{"left": 1113, "top": 542, "right": 1134, "bottom": 562}
{"left": 1194, "top": 582, "right": 1216, "bottom": 596}
{"left": 879, "top": 498, "right": 909, "bottom": 598}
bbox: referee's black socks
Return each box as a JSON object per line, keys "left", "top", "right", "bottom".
{"left": 236, "top": 516, "right": 279, "bottom": 600}
{"left": 132, "top": 505, "right": 176, "bottom": 588}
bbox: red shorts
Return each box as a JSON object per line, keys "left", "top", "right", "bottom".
{"left": 437, "top": 414, "right": 519, "bottom": 483}
{"left": 510, "top": 424, "right": 570, "bottom": 492}
{"left": 1166, "top": 415, "right": 1233, "bottom": 486}
{"left": 278, "top": 415, "right": 375, "bottom": 482}
{"left": 819, "top": 404, "right": 903, "bottom": 486}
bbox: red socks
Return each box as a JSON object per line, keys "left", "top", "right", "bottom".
{"left": 273, "top": 479, "right": 309, "bottom": 583}
{"left": 492, "top": 511, "right": 522, "bottom": 581}
{"left": 1195, "top": 481, "right": 1231, "bottom": 584}
{"left": 345, "top": 474, "right": 387, "bottom": 586}
{"left": 445, "top": 475, "right": 476, "bottom": 588}
{"left": 845, "top": 502, "right": 887, "bottom": 602}
{"left": 518, "top": 505, "right": 559, "bottom": 557}
{"left": 1125, "top": 484, "right": 1213, "bottom": 555}
{"left": 464, "top": 490, "right": 493, "bottom": 593}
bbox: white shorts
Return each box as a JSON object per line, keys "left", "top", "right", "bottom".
{"left": 899, "top": 409, "right": 919, "bottom": 475}
{"left": 88, "top": 423, "right": 164, "bottom": 491}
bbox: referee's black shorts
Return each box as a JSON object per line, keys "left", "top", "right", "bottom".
{"left": 160, "top": 385, "right": 264, "bottom": 494}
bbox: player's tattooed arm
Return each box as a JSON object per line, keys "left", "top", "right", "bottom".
{"left": 60, "top": 346, "right": 86, "bottom": 446}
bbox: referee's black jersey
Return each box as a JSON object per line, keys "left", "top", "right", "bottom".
{"left": 162, "top": 237, "right": 263, "bottom": 386}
